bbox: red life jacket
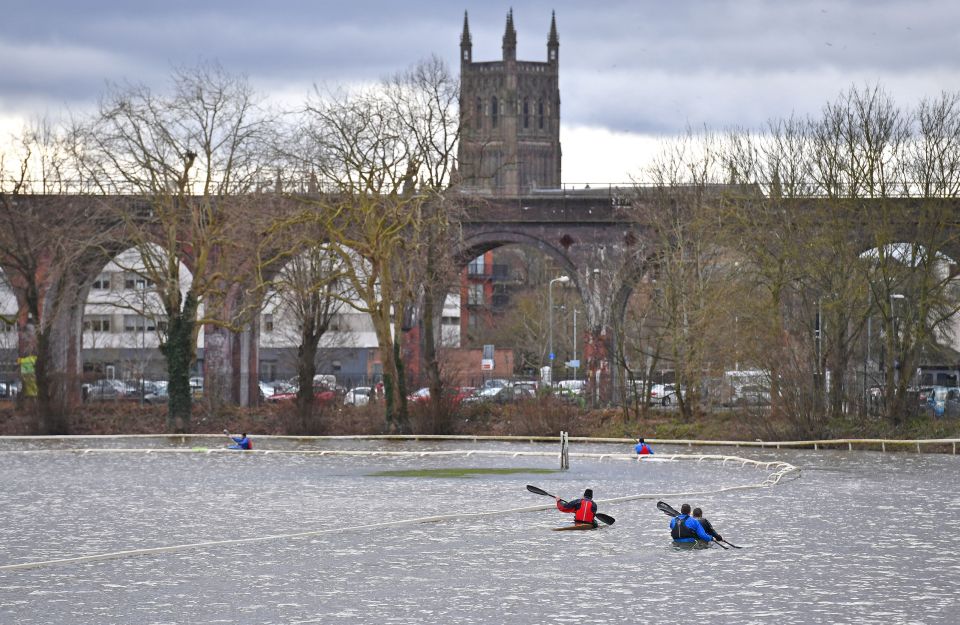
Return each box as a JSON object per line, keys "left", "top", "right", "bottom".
{"left": 575, "top": 498, "right": 595, "bottom": 523}
{"left": 638, "top": 444, "right": 651, "bottom": 455}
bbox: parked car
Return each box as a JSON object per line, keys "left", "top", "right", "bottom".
{"left": 258, "top": 381, "right": 275, "bottom": 399}
{"left": 83, "top": 379, "right": 139, "bottom": 401}
{"left": 408, "top": 387, "right": 431, "bottom": 402}
{"left": 649, "top": 383, "right": 684, "bottom": 406}
{"left": 344, "top": 386, "right": 372, "bottom": 406}
{"left": 0, "top": 380, "right": 20, "bottom": 399}
{"left": 732, "top": 384, "right": 771, "bottom": 406}
{"left": 555, "top": 379, "right": 585, "bottom": 395}
{"left": 407, "top": 386, "right": 476, "bottom": 406}
{"left": 462, "top": 385, "right": 534, "bottom": 404}
{"left": 917, "top": 386, "right": 936, "bottom": 406}
{"left": 266, "top": 385, "right": 336, "bottom": 404}
{"left": 927, "top": 386, "right": 960, "bottom": 418}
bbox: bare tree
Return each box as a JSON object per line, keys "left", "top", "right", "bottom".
{"left": 77, "top": 62, "right": 274, "bottom": 431}
{"left": 0, "top": 119, "right": 114, "bottom": 432}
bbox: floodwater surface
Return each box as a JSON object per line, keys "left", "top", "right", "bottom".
{"left": 0, "top": 438, "right": 957, "bottom": 625}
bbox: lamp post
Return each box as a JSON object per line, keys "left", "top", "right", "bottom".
{"left": 548, "top": 276, "right": 570, "bottom": 378}
{"left": 890, "top": 293, "right": 906, "bottom": 387}
{"left": 572, "top": 307, "right": 578, "bottom": 383}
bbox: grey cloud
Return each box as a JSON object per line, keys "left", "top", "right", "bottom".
{"left": 1, "top": 0, "right": 959, "bottom": 135}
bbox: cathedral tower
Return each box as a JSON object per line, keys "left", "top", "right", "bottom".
{"left": 458, "top": 10, "right": 562, "bottom": 195}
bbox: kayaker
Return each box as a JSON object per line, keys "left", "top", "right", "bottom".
{"left": 635, "top": 437, "right": 654, "bottom": 456}
{"left": 670, "top": 503, "right": 718, "bottom": 544}
{"left": 225, "top": 429, "right": 252, "bottom": 450}
{"left": 556, "top": 488, "right": 598, "bottom": 528}
{"left": 692, "top": 507, "right": 723, "bottom": 542}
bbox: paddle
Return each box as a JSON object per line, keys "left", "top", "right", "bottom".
{"left": 657, "top": 500, "right": 739, "bottom": 549}
{"left": 526, "top": 484, "right": 616, "bottom": 525}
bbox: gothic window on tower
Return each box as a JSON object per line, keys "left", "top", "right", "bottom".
{"left": 523, "top": 98, "right": 529, "bottom": 129}
{"left": 475, "top": 97, "right": 482, "bottom": 130}
{"left": 538, "top": 98, "right": 544, "bottom": 129}
{"left": 491, "top": 96, "right": 498, "bottom": 129}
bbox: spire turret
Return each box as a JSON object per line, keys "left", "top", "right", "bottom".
{"left": 502, "top": 9, "right": 517, "bottom": 61}
{"left": 547, "top": 11, "right": 559, "bottom": 63}
{"left": 460, "top": 11, "right": 472, "bottom": 64}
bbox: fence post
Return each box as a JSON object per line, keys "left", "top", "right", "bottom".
{"left": 560, "top": 431, "right": 569, "bottom": 470}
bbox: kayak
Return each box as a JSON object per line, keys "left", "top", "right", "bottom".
{"left": 553, "top": 523, "right": 599, "bottom": 531}
{"left": 672, "top": 540, "right": 712, "bottom": 549}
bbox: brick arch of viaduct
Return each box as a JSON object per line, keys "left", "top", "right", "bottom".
{"left": 11, "top": 194, "right": 960, "bottom": 408}
{"left": 2, "top": 222, "right": 267, "bottom": 408}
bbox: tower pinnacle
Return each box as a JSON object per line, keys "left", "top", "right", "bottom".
{"left": 461, "top": 11, "right": 472, "bottom": 63}
{"left": 547, "top": 10, "right": 559, "bottom": 63}
{"left": 502, "top": 8, "right": 517, "bottom": 60}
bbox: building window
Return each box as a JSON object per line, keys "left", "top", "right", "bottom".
{"left": 83, "top": 316, "right": 112, "bottom": 333}
{"left": 538, "top": 99, "right": 544, "bottom": 129}
{"left": 263, "top": 314, "right": 274, "bottom": 333}
{"left": 328, "top": 314, "right": 342, "bottom": 332}
{"left": 123, "top": 315, "right": 155, "bottom": 333}
{"left": 467, "top": 283, "right": 484, "bottom": 306}
{"left": 475, "top": 97, "right": 482, "bottom": 130}
{"left": 123, "top": 274, "right": 153, "bottom": 290}
{"left": 260, "top": 360, "right": 277, "bottom": 381}
{"left": 523, "top": 98, "right": 529, "bottom": 129}
{"left": 91, "top": 274, "right": 111, "bottom": 290}
{"left": 491, "top": 97, "right": 498, "bottom": 128}
{"left": 467, "top": 255, "right": 485, "bottom": 276}
{"left": 332, "top": 360, "right": 342, "bottom": 373}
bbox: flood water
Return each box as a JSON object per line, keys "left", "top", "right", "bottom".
{"left": 0, "top": 437, "right": 957, "bottom": 625}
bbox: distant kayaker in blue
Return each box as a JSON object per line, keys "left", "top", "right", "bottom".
{"left": 635, "top": 437, "right": 654, "bottom": 456}
{"left": 670, "top": 503, "right": 718, "bottom": 543}
{"left": 224, "top": 429, "right": 252, "bottom": 450}
{"left": 692, "top": 507, "right": 723, "bottom": 542}
{"left": 556, "top": 488, "right": 598, "bottom": 528}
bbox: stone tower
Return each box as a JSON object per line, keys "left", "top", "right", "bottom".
{"left": 458, "top": 10, "right": 562, "bottom": 195}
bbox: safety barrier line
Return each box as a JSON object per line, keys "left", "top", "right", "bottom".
{"left": 2, "top": 433, "right": 955, "bottom": 453}
{"left": 0, "top": 449, "right": 797, "bottom": 572}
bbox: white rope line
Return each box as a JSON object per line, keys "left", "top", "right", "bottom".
{"left": 0, "top": 450, "right": 798, "bottom": 572}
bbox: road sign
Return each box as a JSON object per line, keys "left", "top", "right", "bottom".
{"left": 549, "top": 352, "right": 555, "bottom": 361}
{"left": 566, "top": 359, "right": 580, "bottom": 368}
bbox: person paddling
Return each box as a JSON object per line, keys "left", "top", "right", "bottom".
{"left": 224, "top": 429, "right": 252, "bottom": 450}
{"left": 556, "top": 488, "right": 598, "bottom": 528}
{"left": 692, "top": 507, "right": 723, "bottom": 542}
{"left": 635, "top": 437, "right": 654, "bottom": 456}
{"left": 670, "top": 503, "right": 718, "bottom": 544}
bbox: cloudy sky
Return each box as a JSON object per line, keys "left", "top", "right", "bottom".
{"left": 3, "top": 0, "right": 959, "bottom": 182}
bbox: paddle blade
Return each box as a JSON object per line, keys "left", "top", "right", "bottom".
{"left": 526, "top": 484, "right": 556, "bottom": 499}
{"left": 595, "top": 512, "right": 615, "bottom": 525}
{"left": 657, "top": 501, "right": 680, "bottom": 517}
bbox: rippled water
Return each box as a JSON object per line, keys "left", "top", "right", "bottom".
{"left": 0, "top": 439, "right": 957, "bottom": 624}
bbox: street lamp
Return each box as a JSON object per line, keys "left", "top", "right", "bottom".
{"left": 890, "top": 293, "right": 906, "bottom": 387}
{"left": 548, "top": 276, "right": 570, "bottom": 375}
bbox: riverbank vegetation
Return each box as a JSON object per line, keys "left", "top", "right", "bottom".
{"left": 1, "top": 399, "right": 956, "bottom": 443}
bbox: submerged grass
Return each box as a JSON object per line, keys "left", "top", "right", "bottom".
{"left": 370, "top": 467, "right": 561, "bottom": 479}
